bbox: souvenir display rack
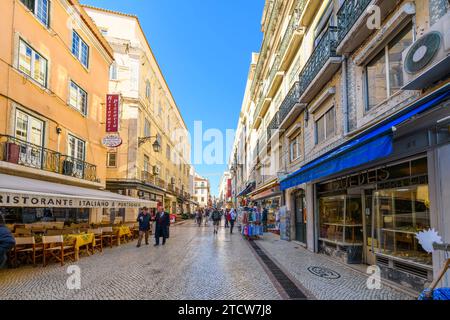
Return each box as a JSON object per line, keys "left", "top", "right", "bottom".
{"left": 240, "top": 208, "right": 263, "bottom": 240}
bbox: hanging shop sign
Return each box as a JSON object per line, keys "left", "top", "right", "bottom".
{"left": 102, "top": 134, "right": 122, "bottom": 148}
{"left": 106, "top": 94, "right": 120, "bottom": 132}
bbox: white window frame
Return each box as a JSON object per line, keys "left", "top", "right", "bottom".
{"left": 315, "top": 106, "right": 335, "bottom": 145}
{"left": 20, "top": 0, "right": 50, "bottom": 27}
{"left": 107, "top": 152, "right": 117, "bottom": 168}
{"left": 69, "top": 81, "right": 88, "bottom": 116}
{"left": 110, "top": 63, "right": 118, "bottom": 80}
{"left": 72, "top": 31, "right": 89, "bottom": 68}
{"left": 18, "top": 39, "right": 48, "bottom": 87}
{"left": 289, "top": 133, "right": 301, "bottom": 162}
{"left": 67, "top": 134, "right": 85, "bottom": 161}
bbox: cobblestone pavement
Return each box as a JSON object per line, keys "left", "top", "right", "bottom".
{"left": 0, "top": 222, "right": 282, "bottom": 300}
{"left": 256, "top": 233, "right": 415, "bottom": 300}
{"left": 0, "top": 223, "right": 414, "bottom": 300}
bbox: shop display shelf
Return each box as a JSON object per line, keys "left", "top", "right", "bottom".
{"left": 319, "top": 238, "right": 363, "bottom": 246}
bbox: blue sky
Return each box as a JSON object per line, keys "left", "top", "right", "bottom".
{"left": 82, "top": 0, "right": 264, "bottom": 196}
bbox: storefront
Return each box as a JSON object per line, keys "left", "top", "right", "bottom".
{"left": 250, "top": 183, "right": 281, "bottom": 234}
{"left": 0, "top": 173, "right": 157, "bottom": 225}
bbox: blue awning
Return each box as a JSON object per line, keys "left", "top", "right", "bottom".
{"left": 237, "top": 182, "right": 255, "bottom": 197}
{"left": 280, "top": 86, "right": 450, "bottom": 191}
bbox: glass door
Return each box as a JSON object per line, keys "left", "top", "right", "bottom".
{"left": 68, "top": 134, "right": 85, "bottom": 178}
{"left": 15, "top": 110, "right": 44, "bottom": 168}
{"left": 363, "top": 189, "right": 377, "bottom": 265}
{"left": 294, "top": 190, "right": 307, "bottom": 244}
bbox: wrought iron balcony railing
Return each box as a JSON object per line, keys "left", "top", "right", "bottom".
{"left": 336, "top": 0, "right": 372, "bottom": 44}
{"left": 156, "top": 177, "right": 166, "bottom": 189}
{"left": 298, "top": 26, "right": 339, "bottom": 99}
{"left": 141, "top": 170, "right": 155, "bottom": 185}
{"left": 267, "top": 111, "right": 279, "bottom": 143}
{"left": 279, "top": 0, "right": 307, "bottom": 59}
{"left": 279, "top": 82, "right": 300, "bottom": 124}
{"left": 0, "top": 135, "right": 98, "bottom": 182}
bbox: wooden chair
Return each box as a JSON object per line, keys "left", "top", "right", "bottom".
{"left": 42, "top": 235, "right": 75, "bottom": 267}
{"left": 12, "top": 236, "right": 43, "bottom": 267}
{"left": 46, "top": 229, "right": 63, "bottom": 236}
{"left": 101, "top": 227, "right": 118, "bottom": 248}
{"left": 14, "top": 228, "right": 32, "bottom": 237}
{"left": 88, "top": 228, "right": 103, "bottom": 253}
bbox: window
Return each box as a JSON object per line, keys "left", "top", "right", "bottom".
{"left": 110, "top": 63, "right": 117, "bottom": 80}
{"left": 365, "top": 23, "right": 413, "bottom": 109}
{"left": 143, "top": 155, "right": 150, "bottom": 172}
{"left": 72, "top": 31, "right": 89, "bottom": 68}
{"left": 21, "top": 0, "right": 49, "bottom": 27}
{"left": 289, "top": 133, "right": 301, "bottom": 162}
{"left": 67, "top": 134, "right": 86, "bottom": 178}
{"left": 144, "top": 119, "right": 151, "bottom": 137}
{"left": 69, "top": 81, "right": 88, "bottom": 115}
{"left": 107, "top": 152, "right": 117, "bottom": 167}
{"left": 145, "top": 80, "right": 151, "bottom": 99}
{"left": 15, "top": 110, "right": 44, "bottom": 168}
{"left": 18, "top": 39, "right": 48, "bottom": 87}
{"left": 315, "top": 107, "right": 335, "bottom": 145}
{"left": 314, "top": 1, "right": 333, "bottom": 47}
{"left": 166, "top": 144, "right": 171, "bottom": 160}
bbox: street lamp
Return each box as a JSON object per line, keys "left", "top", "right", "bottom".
{"left": 138, "top": 135, "right": 161, "bottom": 152}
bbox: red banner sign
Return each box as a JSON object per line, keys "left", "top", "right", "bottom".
{"left": 106, "top": 94, "right": 119, "bottom": 132}
{"left": 227, "top": 179, "right": 232, "bottom": 198}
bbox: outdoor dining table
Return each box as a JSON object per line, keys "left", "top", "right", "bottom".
{"left": 65, "top": 233, "right": 96, "bottom": 261}
{"left": 112, "top": 226, "right": 132, "bottom": 245}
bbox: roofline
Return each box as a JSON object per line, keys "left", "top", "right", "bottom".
{"left": 81, "top": 4, "right": 188, "bottom": 131}
{"left": 69, "top": 0, "right": 114, "bottom": 60}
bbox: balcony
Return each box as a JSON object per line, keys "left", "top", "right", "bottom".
{"left": 278, "top": 82, "right": 305, "bottom": 129}
{"left": 156, "top": 177, "right": 166, "bottom": 189}
{"left": 0, "top": 135, "right": 98, "bottom": 182}
{"left": 266, "top": 56, "right": 284, "bottom": 99}
{"left": 336, "top": 0, "right": 399, "bottom": 55}
{"left": 298, "top": 26, "right": 341, "bottom": 104}
{"left": 141, "top": 170, "right": 156, "bottom": 185}
{"left": 267, "top": 111, "right": 279, "bottom": 145}
{"left": 279, "top": 0, "right": 307, "bottom": 71}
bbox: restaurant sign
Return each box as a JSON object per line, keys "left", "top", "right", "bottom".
{"left": 102, "top": 134, "right": 122, "bottom": 148}
{"left": 0, "top": 192, "right": 155, "bottom": 208}
{"left": 106, "top": 94, "right": 120, "bottom": 133}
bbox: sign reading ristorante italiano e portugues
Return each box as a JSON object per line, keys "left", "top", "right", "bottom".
{"left": 0, "top": 193, "right": 147, "bottom": 208}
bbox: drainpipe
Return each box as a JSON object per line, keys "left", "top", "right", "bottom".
{"left": 342, "top": 55, "right": 349, "bottom": 135}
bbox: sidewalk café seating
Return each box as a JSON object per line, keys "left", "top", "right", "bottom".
{"left": 88, "top": 228, "right": 103, "bottom": 253}
{"left": 42, "top": 235, "right": 75, "bottom": 267}
{"left": 46, "top": 229, "right": 63, "bottom": 236}
{"left": 101, "top": 227, "right": 118, "bottom": 248}
{"left": 113, "top": 217, "right": 123, "bottom": 225}
{"left": 14, "top": 228, "right": 32, "bottom": 237}
{"left": 12, "top": 236, "right": 43, "bottom": 267}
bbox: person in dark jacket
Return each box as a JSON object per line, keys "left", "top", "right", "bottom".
{"left": 262, "top": 208, "right": 268, "bottom": 232}
{"left": 154, "top": 205, "right": 170, "bottom": 246}
{"left": 0, "top": 219, "right": 15, "bottom": 269}
{"left": 136, "top": 207, "right": 151, "bottom": 247}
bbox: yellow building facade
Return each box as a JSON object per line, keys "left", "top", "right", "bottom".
{"left": 0, "top": 0, "right": 152, "bottom": 225}
{"left": 84, "top": 6, "right": 192, "bottom": 220}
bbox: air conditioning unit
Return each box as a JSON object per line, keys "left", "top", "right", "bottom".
{"left": 153, "top": 165, "right": 160, "bottom": 176}
{"left": 402, "top": 12, "right": 450, "bottom": 90}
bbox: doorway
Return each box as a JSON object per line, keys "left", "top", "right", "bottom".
{"left": 294, "top": 190, "right": 307, "bottom": 244}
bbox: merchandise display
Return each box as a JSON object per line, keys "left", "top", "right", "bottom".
{"left": 240, "top": 207, "right": 263, "bottom": 240}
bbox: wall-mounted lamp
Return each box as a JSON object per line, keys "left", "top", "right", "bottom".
{"left": 56, "top": 127, "right": 62, "bottom": 135}
{"left": 138, "top": 135, "right": 161, "bottom": 152}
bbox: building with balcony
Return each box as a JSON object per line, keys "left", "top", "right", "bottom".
{"left": 228, "top": 0, "right": 450, "bottom": 292}
{"left": 0, "top": 0, "right": 153, "bottom": 225}
{"left": 194, "top": 174, "right": 210, "bottom": 209}
{"left": 218, "top": 171, "right": 232, "bottom": 209}
{"left": 84, "top": 6, "right": 192, "bottom": 219}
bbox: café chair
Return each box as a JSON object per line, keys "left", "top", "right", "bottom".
{"left": 101, "top": 227, "right": 118, "bottom": 248}
{"left": 88, "top": 228, "right": 103, "bottom": 253}
{"left": 42, "top": 235, "right": 76, "bottom": 267}
{"left": 12, "top": 236, "right": 43, "bottom": 267}
{"left": 14, "top": 228, "right": 32, "bottom": 237}
{"left": 46, "top": 229, "right": 63, "bottom": 236}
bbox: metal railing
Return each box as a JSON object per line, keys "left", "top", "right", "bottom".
{"left": 279, "top": 0, "right": 307, "bottom": 60}
{"left": 141, "top": 170, "right": 155, "bottom": 185}
{"left": 336, "top": 0, "right": 372, "bottom": 44}
{"left": 267, "top": 111, "right": 279, "bottom": 143}
{"left": 0, "top": 135, "right": 97, "bottom": 182}
{"left": 279, "top": 81, "right": 300, "bottom": 124}
{"left": 298, "top": 26, "right": 339, "bottom": 99}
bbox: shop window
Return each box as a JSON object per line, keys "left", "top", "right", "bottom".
{"left": 69, "top": 81, "right": 88, "bottom": 115}
{"left": 21, "top": 0, "right": 50, "bottom": 27}
{"left": 365, "top": 22, "right": 413, "bottom": 110}
{"left": 315, "top": 107, "right": 335, "bottom": 145}
{"left": 107, "top": 152, "right": 117, "bottom": 167}
{"left": 375, "top": 185, "right": 431, "bottom": 266}
{"left": 18, "top": 39, "right": 48, "bottom": 87}
{"left": 71, "top": 31, "right": 89, "bottom": 68}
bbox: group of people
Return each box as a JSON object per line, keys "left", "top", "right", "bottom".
{"left": 136, "top": 205, "right": 170, "bottom": 247}
{"left": 194, "top": 207, "right": 237, "bottom": 234}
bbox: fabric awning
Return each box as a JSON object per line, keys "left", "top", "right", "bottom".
{"left": 280, "top": 86, "right": 450, "bottom": 191}
{"left": 237, "top": 182, "right": 256, "bottom": 197}
{"left": 0, "top": 174, "right": 157, "bottom": 208}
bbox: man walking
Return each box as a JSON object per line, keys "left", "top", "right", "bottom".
{"left": 262, "top": 207, "right": 268, "bottom": 232}
{"left": 136, "top": 207, "right": 151, "bottom": 247}
{"left": 229, "top": 208, "right": 237, "bottom": 234}
{"left": 211, "top": 208, "right": 221, "bottom": 234}
{"left": 224, "top": 209, "right": 230, "bottom": 228}
{"left": 155, "top": 205, "right": 170, "bottom": 246}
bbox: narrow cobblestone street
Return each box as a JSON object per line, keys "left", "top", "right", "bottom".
{"left": 0, "top": 221, "right": 415, "bottom": 300}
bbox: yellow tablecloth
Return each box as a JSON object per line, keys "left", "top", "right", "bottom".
{"left": 65, "top": 233, "right": 96, "bottom": 251}
{"left": 113, "top": 226, "right": 131, "bottom": 237}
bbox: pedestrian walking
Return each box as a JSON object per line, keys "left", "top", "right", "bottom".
{"left": 224, "top": 209, "right": 230, "bottom": 228}
{"left": 229, "top": 208, "right": 237, "bottom": 234}
{"left": 136, "top": 207, "right": 151, "bottom": 247}
{"left": 204, "top": 209, "right": 210, "bottom": 226}
{"left": 211, "top": 209, "right": 221, "bottom": 234}
{"left": 154, "top": 205, "right": 170, "bottom": 246}
{"left": 195, "top": 210, "right": 202, "bottom": 227}
{"left": 262, "top": 207, "right": 268, "bottom": 233}
{"left": 0, "top": 216, "right": 15, "bottom": 269}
